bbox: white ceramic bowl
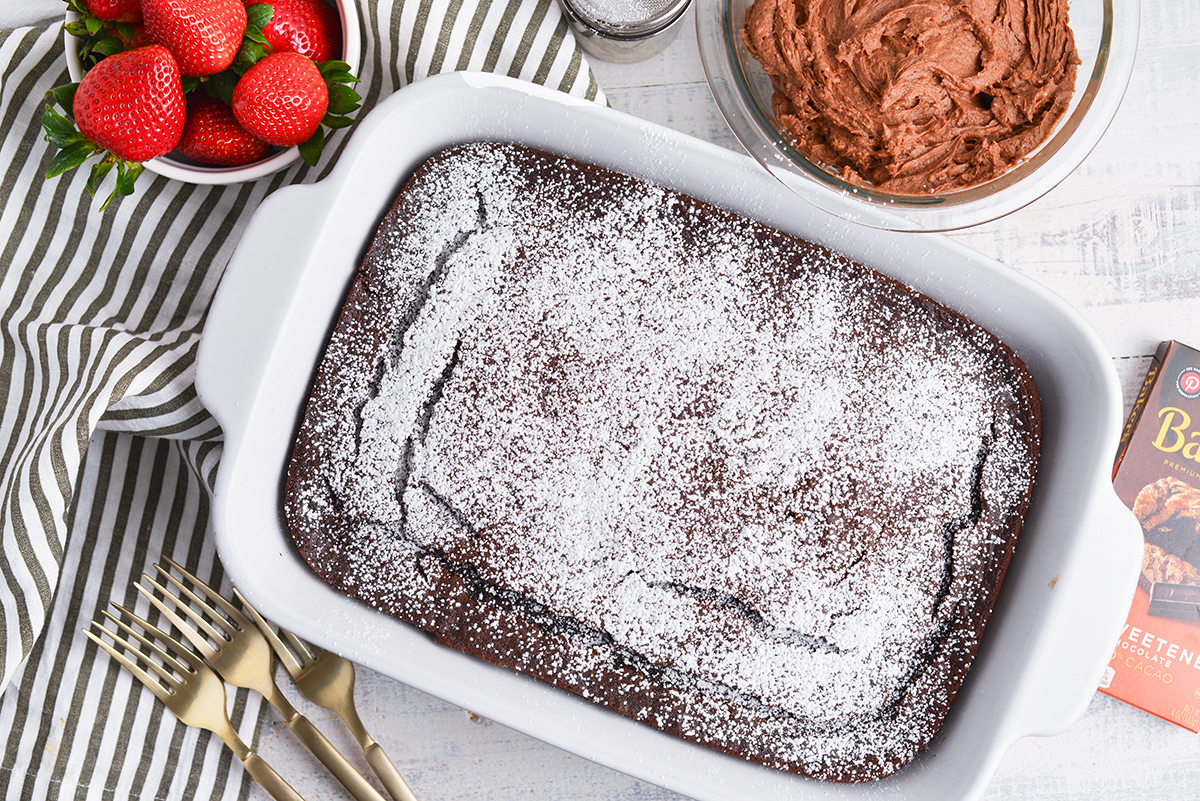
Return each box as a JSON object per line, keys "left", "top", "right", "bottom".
{"left": 696, "top": 0, "right": 1140, "bottom": 231}
{"left": 197, "top": 73, "right": 1143, "bottom": 801}
{"left": 63, "top": 1, "right": 362, "bottom": 184}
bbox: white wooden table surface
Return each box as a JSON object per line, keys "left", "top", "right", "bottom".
{"left": 251, "top": 7, "right": 1200, "bottom": 799}
{"left": 5, "top": 0, "right": 1199, "bottom": 798}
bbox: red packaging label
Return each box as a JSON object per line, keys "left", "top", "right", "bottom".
{"left": 1102, "top": 340, "right": 1200, "bottom": 731}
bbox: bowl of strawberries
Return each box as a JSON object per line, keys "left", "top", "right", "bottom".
{"left": 48, "top": 0, "right": 362, "bottom": 208}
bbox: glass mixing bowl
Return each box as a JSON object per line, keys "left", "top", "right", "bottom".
{"left": 696, "top": 0, "right": 1140, "bottom": 230}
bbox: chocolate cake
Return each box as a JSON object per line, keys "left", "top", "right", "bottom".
{"left": 284, "top": 142, "right": 1042, "bottom": 782}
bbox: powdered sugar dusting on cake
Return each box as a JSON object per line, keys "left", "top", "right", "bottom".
{"left": 285, "top": 143, "right": 1041, "bottom": 782}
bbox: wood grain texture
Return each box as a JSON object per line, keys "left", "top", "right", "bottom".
{"left": 251, "top": 5, "right": 1200, "bottom": 795}
{"left": 5, "top": 0, "right": 1192, "bottom": 798}
{"left": 0, "top": 0, "right": 1166, "bottom": 795}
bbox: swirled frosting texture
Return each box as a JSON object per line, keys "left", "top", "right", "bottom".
{"left": 743, "top": 0, "right": 1080, "bottom": 192}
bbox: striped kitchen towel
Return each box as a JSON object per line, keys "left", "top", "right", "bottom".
{"left": 0, "top": 4, "right": 602, "bottom": 798}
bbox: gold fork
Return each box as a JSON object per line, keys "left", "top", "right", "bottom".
{"left": 84, "top": 607, "right": 305, "bottom": 801}
{"left": 234, "top": 588, "right": 419, "bottom": 801}
{"left": 136, "top": 558, "right": 390, "bottom": 801}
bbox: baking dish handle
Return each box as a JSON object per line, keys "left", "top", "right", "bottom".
{"left": 1014, "top": 484, "right": 1142, "bottom": 737}
{"left": 196, "top": 183, "right": 324, "bottom": 444}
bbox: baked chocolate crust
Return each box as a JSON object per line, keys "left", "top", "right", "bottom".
{"left": 284, "top": 142, "right": 1041, "bottom": 782}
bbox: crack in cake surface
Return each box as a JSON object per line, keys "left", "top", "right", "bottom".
{"left": 932, "top": 432, "right": 994, "bottom": 619}
{"left": 385, "top": 190, "right": 488, "bottom": 370}
{"left": 286, "top": 142, "right": 1041, "bottom": 782}
{"left": 646, "top": 579, "right": 844, "bottom": 654}
{"left": 372, "top": 519, "right": 963, "bottom": 740}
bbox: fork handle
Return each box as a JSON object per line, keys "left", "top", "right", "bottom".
{"left": 242, "top": 753, "right": 307, "bottom": 801}
{"left": 289, "top": 714, "right": 389, "bottom": 801}
{"left": 364, "top": 742, "right": 419, "bottom": 801}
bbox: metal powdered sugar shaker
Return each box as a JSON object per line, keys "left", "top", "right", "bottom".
{"left": 557, "top": 0, "right": 692, "bottom": 62}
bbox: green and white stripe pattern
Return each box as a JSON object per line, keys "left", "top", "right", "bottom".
{"left": 0, "top": 4, "right": 601, "bottom": 796}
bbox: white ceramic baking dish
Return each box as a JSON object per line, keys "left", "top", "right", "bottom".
{"left": 196, "top": 72, "right": 1143, "bottom": 801}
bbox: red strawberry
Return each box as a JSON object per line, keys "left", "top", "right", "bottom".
{"left": 231, "top": 51, "right": 327, "bottom": 146}
{"left": 74, "top": 45, "right": 185, "bottom": 162}
{"left": 66, "top": 0, "right": 146, "bottom": 66}
{"left": 42, "top": 44, "right": 185, "bottom": 209}
{"left": 126, "top": 24, "right": 153, "bottom": 48}
{"left": 104, "top": 21, "right": 152, "bottom": 50}
{"left": 248, "top": 0, "right": 341, "bottom": 62}
{"left": 178, "top": 95, "right": 271, "bottom": 166}
{"left": 85, "top": 0, "right": 143, "bottom": 22}
{"left": 142, "top": 0, "right": 247, "bottom": 76}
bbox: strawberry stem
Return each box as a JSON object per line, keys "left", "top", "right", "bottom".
{"left": 233, "top": 4, "right": 275, "bottom": 73}
{"left": 42, "top": 104, "right": 101, "bottom": 177}
{"left": 64, "top": 0, "right": 139, "bottom": 68}
{"left": 295, "top": 60, "right": 362, "bottom": 167}
{"left": 298, "top": 126, "right": 324, "bottom": 167}
{"left": 41, "top": 90, "right": 147, "bottom": 211}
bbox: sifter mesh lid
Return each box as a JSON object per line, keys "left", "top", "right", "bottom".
{"left": 564, "top": 0, "right": 689, "bottom": 32}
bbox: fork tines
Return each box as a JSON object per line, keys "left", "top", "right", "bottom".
{"left": 137, "top": 560, "right": 392, "bottom": 801}
{"left": 84, "top": 603, "right": 309, "bottom": 801}
{"left": 140, "top": 557, "right": 248, "bottom": 642}
{"left": 232, "top": 589, "right": 312, "bottom": 671}
{"left": 84, "top": 606, "right": 202, "bottom": 704}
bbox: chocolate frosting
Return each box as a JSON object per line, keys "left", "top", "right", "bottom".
{"left": 744, "top": 0, "right": 1080, "bottom": 193}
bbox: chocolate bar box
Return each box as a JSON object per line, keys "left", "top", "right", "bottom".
{"left": 1102, "top": 340, "right": 1200, "bottom": 731}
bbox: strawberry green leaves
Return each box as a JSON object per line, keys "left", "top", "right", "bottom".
{"left": 65, "top": 0, "right": 142, "bottom": 68}
{"left": 321, "top": 59, "right": 360, "bottom": 120}
{"left": 42, "top": 47, "right": 184, "bottom": 211}
{"left": 42, "top": 86, "right": 95, "bottom": 177}
{"left": 299, "top": 59, "right": 360, "bottom": 166}
{"left": 49, "top": 0, "right": 363, "bottom": 210}
{"left": 42, "top": 83, "right": 146, "bottom": 211}
{"left": 233, "top": 4, "right": 276, "bottom": 73}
